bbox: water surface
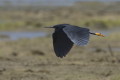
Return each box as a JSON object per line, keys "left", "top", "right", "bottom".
{"left": 0, "top": 31, "right": 46, "bottom": 41}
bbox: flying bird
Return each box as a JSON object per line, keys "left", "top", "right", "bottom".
{"left": 45, "top": 24, "right": 104, "bottom": 58}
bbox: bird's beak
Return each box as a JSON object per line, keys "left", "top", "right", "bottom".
{"left": 44, "top": 26, "right": 54, "bottom": 28}
{"left": 95, "top": 33, "right": 105, "bottom": 37}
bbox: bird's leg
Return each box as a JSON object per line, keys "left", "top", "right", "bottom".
{"left": 90, "top": 32, "right": 104, "bottom": 37}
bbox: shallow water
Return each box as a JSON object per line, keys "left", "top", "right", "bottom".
{"left": 0, "top": 31, "right": 47, "bottom": 41}
{"left": 0, "top": 27, "right": 119, "bottom": 41}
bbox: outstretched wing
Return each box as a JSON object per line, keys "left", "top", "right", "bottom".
{"left": 52, "top": 30, "right": 73, "bottom": 58}
{"left": 63, "top": 25, "right": 90, "bottom": 46}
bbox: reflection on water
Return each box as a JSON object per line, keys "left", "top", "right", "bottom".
{"left": 0, "top": 31, "right": 47, "bottom": 41}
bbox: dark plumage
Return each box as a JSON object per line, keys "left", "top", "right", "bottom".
{"left": 45, "top": 24, "right": 104, "bottom": 58}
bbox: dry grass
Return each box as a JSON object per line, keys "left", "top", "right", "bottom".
{"left": 0, "top": 2, "right": 120, "bottom": 80}
{"left": 0, "top": 2, "right": 120, "bottom": 30}
{"left": 0, "top": 31, "right": 119, "bottom": 80}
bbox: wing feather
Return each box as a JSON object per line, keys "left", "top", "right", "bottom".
{"left": 52, "top": 30, "right": 73, "bottom": 58}
{"left": 63, "top": 25, "right": 90, "bottom": 46}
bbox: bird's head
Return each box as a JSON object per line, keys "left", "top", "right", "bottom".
{"left": 45, "top": 24, "right": 68, "bottom": 29}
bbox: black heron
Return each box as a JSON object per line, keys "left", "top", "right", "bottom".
{"left": 45, "top": 24, "right": 104, "bottom": 58}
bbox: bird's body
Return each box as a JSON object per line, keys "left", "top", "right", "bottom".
{"left": 45, "top": 24, "right": 104, "bottom": 58}
{"left": 53, "top": 28, "right": 73, "bottom": 57}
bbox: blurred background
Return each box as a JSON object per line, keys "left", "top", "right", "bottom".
{"left": 0, "top": 0, "right": 120, "bottom": 80}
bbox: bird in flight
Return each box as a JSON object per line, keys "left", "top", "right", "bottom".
{"left": 45, "top": 24, "right": 104, "bottom": 58}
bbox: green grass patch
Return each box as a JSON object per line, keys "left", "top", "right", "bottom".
{"left": 0, "top": 21, "right": 25, "bottom": 30}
